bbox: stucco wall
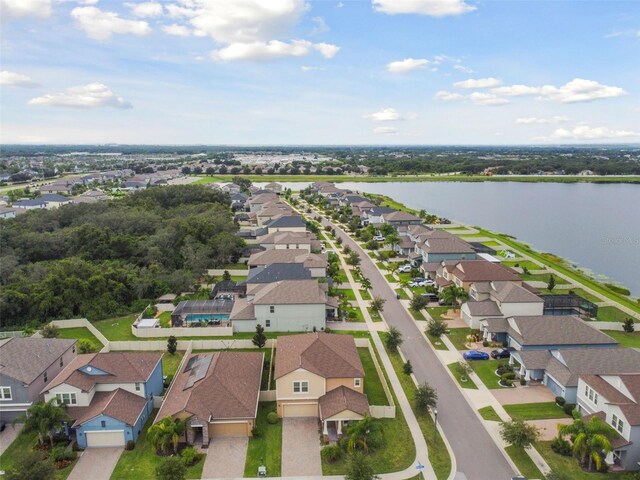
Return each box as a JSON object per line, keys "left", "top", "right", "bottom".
{"left": 276, "top": 370, "right": 325, "bottom": 400}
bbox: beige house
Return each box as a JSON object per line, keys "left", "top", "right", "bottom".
{"left": 258, "top": 231, "right": 319, "bottom": 252}
{"left": 436, "top": 259, "right": 521, "bottom": 292}
{"left": 274, "top": 333, "right": 369, "bottom": 440}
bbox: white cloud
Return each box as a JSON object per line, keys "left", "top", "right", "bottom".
{"left": 301, "top": 65, "right": 324, "bottom": 72}
{"left": 162, "top": 23, "right": 191, "bottom": 36}
{"left": 1, "top": 0, "right": 51, "bottom": 18}
{"left": 469, "top": 92, "right": 509, "bottom": 106}
{"left": 491, "top": 78, "right": 626, "bottom": 103}
{"left": 71, "top": 6, "right": 152, "bottom": 41}
{"left": 373, "top": 0, "right": 476, "bottom": 17}
{"left": 550, "top": 125, "right": 640, "bottom": 140}
{"left": 126, "top": 2, "right": 163, "bottom": 17}
{"left": 373, "top": 126, "right": 398, "bottom": 135}
{"left": 454, "top": 77, "right": 502, "bottom": 89}
{"left": 311, "top": 16, "right": 329, "bottom": 33}
{"left": 211, "top": 39, "right": 338, "bottom": 61}
{"left": 365, "top": 108, "right": 402, "bottom": 122}
{"left": 386, "top": 58, "right": 429, "bottom": 73}
{"left": 453, "top": 64, "right": 474, "bottom": 73}
{"left": 166, "top": 4, "right": 197, "bottom": 18}
{"left": 434, "top": 90, "right": 463, "bottom": 101}
{"left": 28, "top": 83, "right": 132, "bottom": 109}
{"left": 0, "top": 71, "right": 39, "bottom": 88}
{"left": 515, "top": 116, "right": 568, "bottom": 125}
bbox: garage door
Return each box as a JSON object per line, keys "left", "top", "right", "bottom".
{"left": 208, "top": 422, "right": 249, "bottom": 437}
{"left": 86, "top": 430, "right": 125, "bottom": 448}
{"left": 283, "top": 403, "right": 317, "bottom": 417}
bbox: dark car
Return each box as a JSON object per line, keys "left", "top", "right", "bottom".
{"left": 491, "top": 347, "right": 515, "bottom": 359}
{"left": 463, "top": 350, "right": 490, "bottom": 361}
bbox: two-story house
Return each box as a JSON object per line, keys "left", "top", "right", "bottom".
{"left": 42, "top": 352, "right": 163, "bottom": 448}
{"left": 380, "top": 210, "right": 422, "bottom": 227}
{"left": 246, "top": 193, "right": 279, "bottom": 212}
{"left": 435, "top": 259, "right": 521, "bottom": 292}
{"left": 248, "top": 249, "right": 327, "bottom": 277}
{"left": 0, "top": 338, "right": 77, "bottom": 422}
{"left": 274, "top": 333, "right": 369, "bottom": 440}
{"left": 266, "top": 215, "right": 307, "bottom": 234}
{"left": 258, "top": 231, "right": 320, "bottom": 252}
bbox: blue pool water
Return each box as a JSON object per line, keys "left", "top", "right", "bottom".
{"left": 185, "top": 313, "right": 229, "bottom": 322}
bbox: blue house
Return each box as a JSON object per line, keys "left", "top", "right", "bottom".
{"left": 42, "top": 352, "right": 163, "bottom": 448}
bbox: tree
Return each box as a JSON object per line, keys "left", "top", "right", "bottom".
{"left": 345, "top": 452, "right": 380, "bottom": 480}
{"left": 252, "top": 324, "right": 267, "bottom": 349}
{"left": 380, "top": 223, "right": 395, "bottom": 237}
{"left": 403, "top": 360, "right": 413, "bottom": 375}
{"left": 500, "top": 420, "right": 541, "bottom": 449}
{"left": 547, "top": 274, "right": 556, "bottom": 291}
{"left": 41, "top": 323, "right": 59, "bottom": 338}
{"left": 222, "top": 270, "right": 231, "bottom": 281}
{"left": 155, "top": 456, "right": 186, "bottom": 480}
{"left": 360, "top": 277, "right": 372, "bottom": 291}
{"left": 370, "top": 296, "right": 386, "bottom": 314}
{"left": 558, "top": 412, "right": 617, "bottom": 471}
{"left": 167, "top": 336, "right": 177, "bottom": 356}
{"left": 5, "top": 451, "right": 55, "bottom": 480}
{"left": 623, "top": 318, "right": 635, "bottom": 333}
{"left": 414, "top": 382, "right": 438, "bottom": 415}
{"left": 385, "top": 326, "right": 403, "bottom": 351}
{"left": 345, "top": 415, "right": 383, "bottom": 453}
{"left": 426, "top": 317, "right": 447, "bottom": 338}
{"left": 385, "top": 232, "right": 399, "bottom": 248}
{"left": 410, "top": 295, "right": 428, "bottom": 312}
{"left": 148, "top": 416, "right": 187, "bottom": 455}
{"left": 439, "top": 285, "right": 468, "bottom": 311}
{"left": 14, "top": 399, "right": 71, "bottom": 448}
{"left": 77, "top": 338, "right": 96, "bottom": 354}
{"left": 347, "top": 251, "right": 361, "bottom": 267}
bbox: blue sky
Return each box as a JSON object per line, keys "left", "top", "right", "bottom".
{"left": 1, "top": 0, "right": 639, "bottom": 144}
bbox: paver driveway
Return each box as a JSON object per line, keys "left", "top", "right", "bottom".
{"left": 68, "top": 447, "right": 122, "bottom": 480}
{"left": 282, "top": 418, "right": 321, "bottom": 477}
{"left": 0, "top": 423, "right": 22, "bottom": 456}
{"left": 492, "top": 384, "right": 557, "bottom": 405}
{"left": 202, "top": 437, "right": 248, "bottom": 479}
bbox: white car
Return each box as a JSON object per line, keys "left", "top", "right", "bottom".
{"left": 398, "top": 265, "right": 412, "bottom": 273}
{"left": 373, "top": 235, "right": 385, "bottom": 242}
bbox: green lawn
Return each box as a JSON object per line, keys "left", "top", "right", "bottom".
{"left": 504, "top": 445, "right": 544, "bottom": 480}
{"left": 520, "top": 272, "right": 570, "bottom": 285}
{"left": 385, "top": 274, "right": 397, "bottom": 283}
{"left": 503, "top": 402, "right": 571, "bottom": 421}
{"left": 339, "top": 288, "right": 357, "bottom": 301}
{"left": 447, "top": 363, "right": 478, "bottom": 389}
{"left": 542, "top": 287, "right": 603, "bottom": 303}
{"left": 157, "top": 311, "right": 171, "bottom": 328}
{"left": 481, "top": 241, "right": 502, "bottom": 247}
{"left": 358, "top": 348, "right": 390, "bottom": 405}
{"left": 501, "top": 260, "right": 542, "bottom": 270}
{"left": 426, "top": 307, "right": 450, "bottom": 322}
{"left": 408, "top": 308, "right": 426, "bottom": 321}
{"left": 230, "top": 275, "right": 248, "bottom": 282}
{"left": 57, "top": 327, "right": 103, "bottom": 351}
{"left": 445, "top": 327, "right": 475, "bottom": 351}
{"left": 602, "top": 330, "right": 640, "bottom": 348}
{"left": 395, "top": 288, "right": 409, "bottom": 300}
{"left": 162, "top": 351, "right": 185, "bottom": 378}
{"left": 346, "top": 306, "right": 366, "bottom": 322}
{"left": 380, "top": 333, "right": 451, "bottom": 480}
{"left": 93, "top": 314, "right": 138, "bottom": 340}
{"left": 426, "top": 333, "right": 448, "bottom": 351}
{"left": 220, "top": 263, "right": 248, "bottom": 270}
{"left": 335, "top": 270, "right": 349, "bottom": 284}
{"left": 375, "top": 261, "right": 386, "bottom": 269}
{"left": 244, "top": 402, "right": 282, "bottom": 477}
{"left": 360, "top": 289, "right": 372, "bottom": 300}
{"left": 597, "top": 306, "right": 634, "bottom": 323}
{"left": 478, "top": 406, "right": 502, "bottom": 422}
{"left": 367, "top": 307, "right": 384, "bottom": 322}
{"left": 469, "top": 359, "right": 509, "bottom": 389}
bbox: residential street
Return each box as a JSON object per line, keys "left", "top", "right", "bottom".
{"left": 322, "top": 216, "right": 517, "bottom": 480}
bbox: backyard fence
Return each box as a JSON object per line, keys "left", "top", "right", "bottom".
{"left": 131, "top": 325, "right": 234, "bottom": 338}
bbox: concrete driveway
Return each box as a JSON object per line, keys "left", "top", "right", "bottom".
{"left": 0, "top": 423, "right": 23, "bottom": 456}
{"left": 492, "top": 384, "right": 557, "bottom": 405}
{"left": 68, "top": 447, "right": 122, "bottom": 480}
{"left": 202, "top": 437, "right": 248, "bottom": 478}
{"left": 282, "top": 418, "right": 321, "bottom": 477}
{"left": 531, "top": 418, "right": 574, "bottom": 441}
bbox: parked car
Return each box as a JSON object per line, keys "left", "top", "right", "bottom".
{"left": 438, "top": 298, "right": 452, "bottom": 306}
{"left": 398, "top": 264, "right": 412, "bottom": 273}
{"left": 463, "top": 350, "right": 490, "bottom": 361}
{"left": 491, "top": 347, "right": 515, "bottom": 359}
{"left": 421, "top": 293, "right": 439, "bottom": 301}
{"left": 373, "top": 235, "right": 385, "bottom": 242}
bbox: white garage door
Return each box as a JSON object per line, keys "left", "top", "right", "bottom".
{"left": 86, "top": 430, "right": 125, "bottom": 447}
{"left": 283, "top": 403, "right": 317, "bottom": 417}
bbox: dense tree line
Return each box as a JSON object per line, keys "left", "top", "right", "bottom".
{"left": 0, "top": 186, "right": 244, "bottom": 327}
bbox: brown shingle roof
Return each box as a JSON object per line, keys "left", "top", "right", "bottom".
{"left": 504, "top": 316, "right": 617, "bottom": 347}
{"left": 248, "top": 249, "right": 326, "bottom": 269}
{"left": 319, "top": 386, "right": 369, "bottom": 420}
{"left": 157, "top": 352, "right": 263, "bottom": 421}
{"left": 420, "top": 237, "right": 475, "bottom": 254}
{"left": 249, "top": 279, "right": 329, "bottom": 305}
{"left": 68, "top": 389, "right": 147, "bottom": 427}
{"left": 382, "top": 211, "right": 421, "bottom": 222}
{"left": 447, "top": 260, "right": 520, "bottom": 283}
{"left": 490, "top": 282, "right": 543, "bottom": 303}
{"left": 582, "top": 374, "right": 640, "bottom": 425}
{"left": 258, "top": 231, "right": 314, "bottom": 246}
{"left": 275, "top": 333, "right": 364, "bottom": 380}
{"left": 0, "top": 338, "right": 76, "bottom": 385}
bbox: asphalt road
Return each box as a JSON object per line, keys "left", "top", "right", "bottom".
{"left": 323, "top": 217, "right": 516, "bottom": 480}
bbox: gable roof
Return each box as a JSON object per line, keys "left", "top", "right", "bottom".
{"left": 383, "top": 210, "right": 421, "bottom": 222}
{"left": 466, "top": 300, "right": 503, "bottom": 317}
{"left": 545, "top": 348, "right": 640, "bottom": 387}
{"left": 43, "top": 352, "right": 162, "bottom": 393}
{"left": 275, "top": 333, "right": 364, "bottom": 380}
{"left": 69, "top": 388, "right": 147, "bottom": 427}
{"left": 156, "top": 352, "right": 263, "bottom": 421}
{"left": 581, "top": 374, "right": 640, "bottom": 425}
{"left": 245, "top": 263, "right": 312, "bottom": 284}
{"left": 0, "top": 338, "right": 76, "bottom": 385}
{"left": 258, "top": 231, "right": 314, "bottom": 246}
{"left": 247, "top": 279, "right": 329, "bottom": 305}
{"left": 267, "top": 215, "right": 306, "bottom": 229}
{"left": 446, "top": 260, "right": 520, "bottom": 283}
{"left": 247, "top": 249, "right": 326, "bottom": 269}
{"left": 490, "top": 281, "right": 544, "bottom": 303}
{"left": 319, "top": 385, "right": 369, "bottom": 420}
{"left": 421, "top": 237, "right": 475, "bottom": 254}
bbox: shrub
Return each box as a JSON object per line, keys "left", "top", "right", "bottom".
{"left": 550, "top": 437, "right": 572, "bottom": 456}
{"left": 501, "top": 372, "right": 516, "bottom": 381}
{"left": 555, "top": 396, "right": 566, "bottom": 406}
{"left": 426, "top": 318, "right": 447, "bottom": 338}
{"left": 321, "top": 444, "right": 342, "bottom": 463}
{"left": 180, "top": 446, "right": 200, "bottom": 466}
{"left": 125, "top": 440, "right": 136, "bottom": 451}
{"left": 501, "top": 378, "right": 513, "bottom": 387}
{"left": 77, "top": 339, "right": 96, "bottom": 354}
{"left": 251, "top": 426, "right": 261, "bottom": 437}
{"left": 41, "top": 323, "right": 59, "bottom": 338}
{"left": 496, "top": 365, "right": 513, "bottom": 376}
{"left": 51, "top": 446, "right": 76, "bottom": 462}
{"left": 71, "top": 441, "right": 82, "bottom": 452}
{"left": 266, "top": 412, "right": 279, "bottom": 424}
{"left": 163, "top": 374, "right": 174, "bottom": 388}
{"left": 482, "top": 340, "right": 489, "bottom": 347}
{"left": 156, "top": 457, "right": 186, "bottom": 480}
{"left": 623, "top": 318, "right": 635, "bottom": 333}
{"left": 520, "top": 378, "right": 527, "bottom": 386}
{"left": 403, "top": 360, "right": 413, "bottom": 375}
{"left": 563, "top": 403, "right": 576, "bottom": 415}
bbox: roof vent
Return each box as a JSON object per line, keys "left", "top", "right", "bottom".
{"left": 86, "top": 366, "right": 92, "bottom": 372}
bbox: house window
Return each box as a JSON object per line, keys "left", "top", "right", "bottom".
{"left": 354, "top": 378, "right": 362, "bottom": 388}
{"left": 269, "top": 306, "right": 275, "bottom": 314}
{"left": 101, "top": 420, "right": 106, "bottom": 428}
{"left": 585, "top": 385, "right": 599, "bottom": 405}
{"left": 0, "top": 387, "right": 11, "bottom": 400}
{"left": 55, "top": 393, "right": 77, "bottom": 405}
{"left": 135, "top": 383, "right": 141, "bottom": 391}
{"left": 293, "top": 381, "right": 309, "bottom": 394}
{"left": 612, "top": 414, "right": 624, "bottom": 433}
{"left": 265, "top": 320, "right": 271, "bottom": 327}
{"left": 44, "top": 371, "right": 48, "bottom": 383}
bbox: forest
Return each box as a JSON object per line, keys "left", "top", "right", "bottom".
{"left": 0, "top": 185, "right": 244, "bottom": 327}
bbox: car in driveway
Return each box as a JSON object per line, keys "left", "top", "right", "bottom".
{"left": 398, "top": 264, "right": 412, "bottom": 273}
{"left": 491, "top": 347, "right": 515, "bottom": 359}
{"left": 373, "top": 235, "right": 385, "bottom": 242}
{"left": 463, "top": 350, "right": 490, "bottom": 361}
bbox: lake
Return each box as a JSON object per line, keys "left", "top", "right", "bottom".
{"left": 254, "top": 181, "right": 640, "bottom": 296}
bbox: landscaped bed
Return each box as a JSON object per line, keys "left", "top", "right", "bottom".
{"left": 503, "top": 402, "right": 571, "bottom": 421}
{"left": 339, "top": 288, "right": 357, "bottom": 301}
{"left": 426, "top": 334, "right": 448, "bottom": 351}
{"left": 358, "top": 347, "right": 390, "bottom": 406}
{"left": 367, "top": 307, "right": 384, "bottom": 322}
{"left": 426, "top": 307, "right": 450, "bottom": 322}
{"left": 447, "top": 363, "right": 478, "bottom": 389}
{"left": 244, "top": 402, "right": 282, "bottom": 477}
{"left": 360, "top": 289, "right": 372, "bottom": 300}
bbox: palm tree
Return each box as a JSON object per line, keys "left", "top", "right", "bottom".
{"left": 439, "top": 285, "right": 468, "bottom": 312}
{"left": 148, "top": 416, "right": 187, "bottom": 455}
{"left": 360, "top": 277, "right": 372, "bottom": 291}
{"left": 385, "top": 232, "right": 399, "bottom": 249}
{"left": 346, "top": 415, "right": 382, "bottom": 453}
{"left": 558, "top": 412, "right": 617, "bottom": 471}
{"left": 13, "top": 399, "right": 71, "bottom": 448}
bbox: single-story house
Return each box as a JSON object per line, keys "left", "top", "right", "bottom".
{"left": 171, "top": 298, "right": 234, "bottom": 327}
{"left": 380, "top": 210, "right": 422, "bottom": 227}
{"left": 13, "top": 194, "right": 72, "bottom": 210}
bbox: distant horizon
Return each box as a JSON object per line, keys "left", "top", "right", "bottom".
{"left": 2, "top": 143, "right": 640, "bottom": 148}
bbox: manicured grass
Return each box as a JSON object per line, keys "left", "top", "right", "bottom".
{"left": 385, "top": 273, "right": 397, "bottom": 283}
{"left": 503, "top": 402, "right": 571, "bottom": 421}
{"left": 375, "top": 261, "right": 386, "bottom": 269}
{"left": 566, "top": 288, "right": 603, "bottom": 303}
{"left": 481, "top": 241, "right": 502, "bottom": 247}
{"left": 426, "top": 333, "right": 448, "bottom": 351}
{"left": 220, "top": 263, "right": 248, "bottom": 270}
{"left": 380, "top": 333, "right": 452, "bottom": 480}
{"left": 367, "top": 307, "right": 383, "bottom": 322}
{"left": 445, "top": 327, "right": 475, "bottom": 351}
{"left": 162, "top": 351, "right": 185, "bottom": 378}
{"left": 360, "top": 289, "right": 372, "bottom": 300}
{"left": 597, "top": 305, "right": 634, "bottom": 322}
{"left": 520, "top": 272, "right": 570, "bottom": 285}
{"left": 409, "top": 308, "right": 426, "bottom": 321}
{"left": 602, "top": 330, "right": 640, "bottom": 348}
{"left": 93, "top": 314, "right": 138, "bottom": 341}
{"left": 345, "top": 306, "right": 366, "bottom": 322}
{"left": 395, "top": 288, "right": 410, "bottom": 300}
{"left": 339, "top": 288, "right": 357, "bottom": 301}
{"left": 112, "top": 410, "right": 205, "bottom": 480}
{"left": 468, "top": 359, "right": 509, "bottom": 389}
{"left": 504, "top": 445, "right": 544, "bottom": 480}
{"left": 57, "top": 327, "right": 103, "bottom": 351}
{"left": 358, "top": 348, "right": 390, "bottom": 406}
{"left": 157, "top": 311, "right": 171, "bottom": 328}
{"left": 501, "top": 260, "right": 542, "bottom": 270}
{"left": 426, "top": 307, "right": 450, "bottom": 322}
{"left": 244, "top": 402, "right": 282, "bottom": 477}
{"left": 230, "top": 275, "right": 248, "bottom": 282}
{"left": 478, "top": 406, "right": 502, "bottom": 422}
{"left": 447, "top": 363, "right": 478, "bottom": 389}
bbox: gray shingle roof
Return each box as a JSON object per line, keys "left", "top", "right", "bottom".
{"left": 267, "top": 215, "right": 306, "bottom": 228}
{"left": 0, "top": 338, "right": 76, "bottom": 385}
{"left": 545, "top": 348, "right": 640, "bottom": 387}
{"left": 490, "top": 282, "right": 543, "bottom": 303}
{"left": 466, "top": 300, "right": 503, "bottom": 316}
{"left": 245, "top": 263, "right": 312, "bottom": 283}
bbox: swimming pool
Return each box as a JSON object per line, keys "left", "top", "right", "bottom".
{"left": 185, "top": 313, "right": 230, "bottom": 323}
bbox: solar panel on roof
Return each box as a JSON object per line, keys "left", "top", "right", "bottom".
{"left": 184, "top": 355, "right": 199, "bottom": 372}
{"left": 182, "top": 355, "right": 212, "bottom": 390}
